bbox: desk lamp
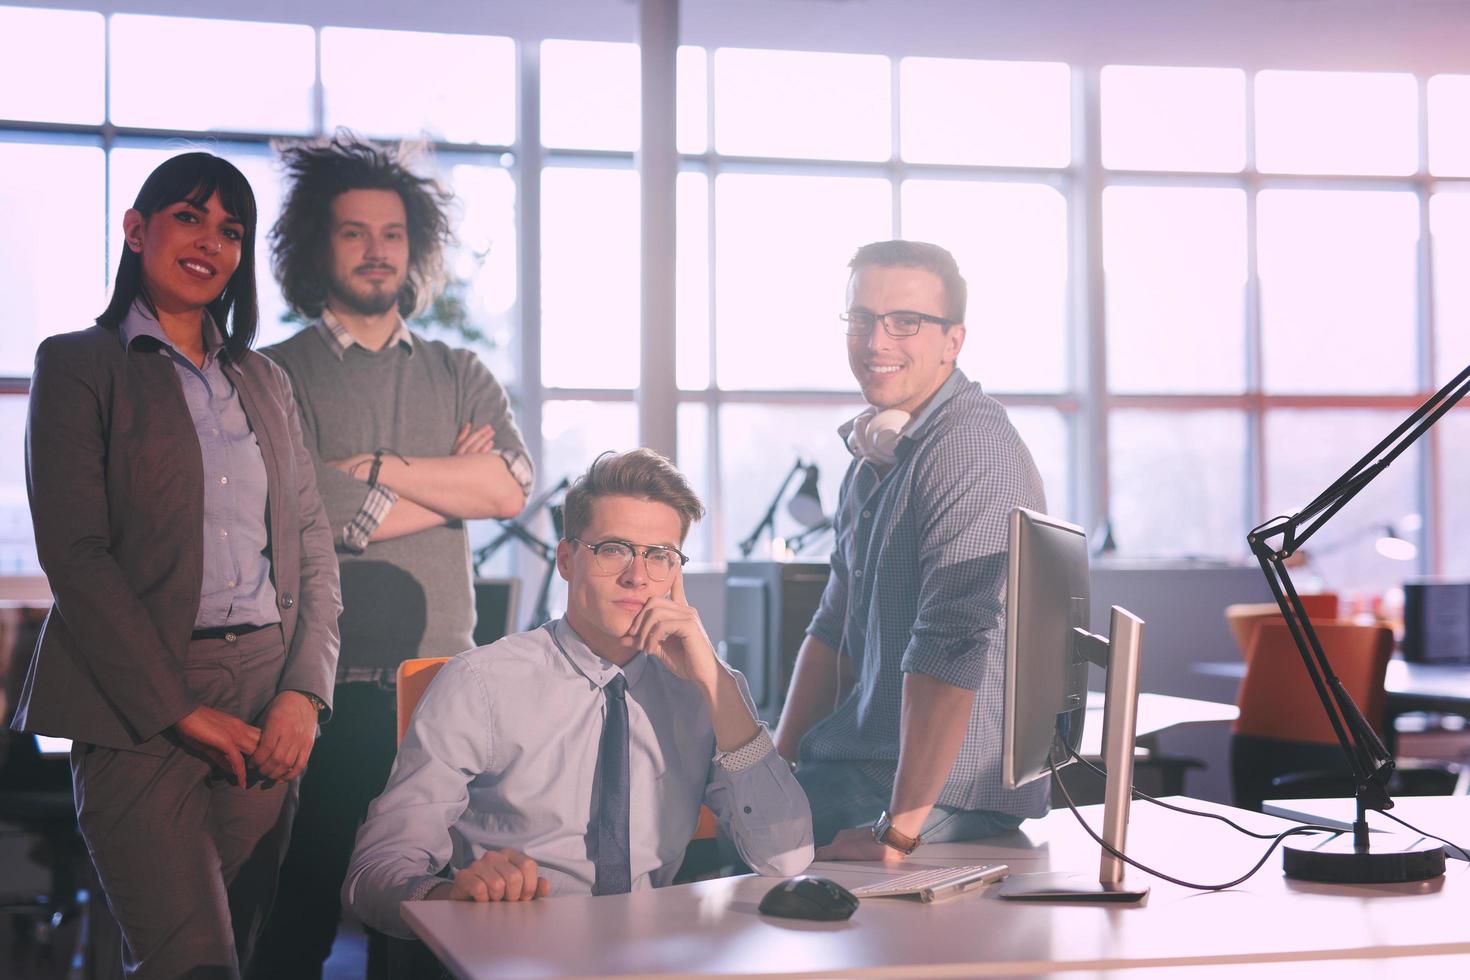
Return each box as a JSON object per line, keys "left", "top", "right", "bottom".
{"left": 1247, "top": 361, "right": 1469, "bottom": 884}
{"left": 738, "top": 459, "right": 826, "bottom": 558}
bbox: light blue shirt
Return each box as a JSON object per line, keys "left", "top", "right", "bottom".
{"left": 343, "top": 618, "right": 813, "bottom": 937}
{"left": 119, "top": 304, "right": 279, "bottom": 629}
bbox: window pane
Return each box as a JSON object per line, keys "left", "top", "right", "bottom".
{"left": 714, "top": 48, "right": 890, "bottom": 161}
{"left": 322, "top": 28, "right": 515, "bottom": 145}
{"left": 1429, "top": 75, "right": 1470, "bottom": 177}
{"left": 422, "top": 160, "right": 517, "bottom": 384}
{"left": 1430, "top": 193, "right": 1470, "bottom": 388}
{"left": 541, "top": 40, "right": 638, "bottom": 151}
{"left": 0, "top": 394, "right": 40, "bottom": 573}
{"left": 1007, "top": 407, "right": 1072, "bottom": 522}
{"left": 901, "top": 57, "right": 1070, "bottom": 167}
{"left": 1255, "top": 70, "right": 1417, "bottom": 176}
{"left": 714, "top": 174, "right": 891, "bottom": 390}
{"left": 677, "top": 46, "right": 708, "bottom": 155}
{"left": 1104, "top": 186, "right": 1247, "bottom": 393}
{"left": 1440, "top": 411, "right": 1470, "bottom": 578}
{"left": 676, "top": 402, "right": 711, "bottom": 563}
{"left": 902, "top": 180, "right": 1068, "bottom": 393}
{"left": 111, "top": 15, "right": 314, "bottom": 133}
{"left": 1258, "top": 190, "right": 1419, "bottom": 394}
{"left": 1267, "top": 410, "right": 1422, "bottom": 597}
{"left": 0, "top": 142, "right": 106, "bottom": 376}
{"left": 541, "top": 400, "right": 638, "bottom": 493}
{"left": 677, "top": 172, "right": 710, "bottom": 390}
{"left": 1101, "top": 66, "right": 1245, "bottom": 172}
{"left": 542, "top": 168, "right": 638, "bottom": 388}
{"left": 718, "top": 404, "right": 857, "bottom": 561}
{"left": 1110, "top": 410, "right": 1247, "bottom": 559}
{"left": 108, "top": 145, "right": 293, "bottom": 346}
{"left": 0, "top": 6, "right": 103, "bottom": 124}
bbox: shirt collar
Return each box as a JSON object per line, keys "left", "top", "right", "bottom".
{"left": 119, "top": 300, "right": 227, "bottom": 368}
{"left": 316, "top": 308, "right": 414, "bottom": 360}
{"left": 836, "top": 367, "right": 969, "bottom": 451}
{"left": 548, "top": 617, "right": 648, "bottom": 690}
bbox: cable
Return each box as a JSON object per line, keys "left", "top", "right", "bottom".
{"left": 1066, "top": 744, "right": 1469, "bottom": 866}
{"left": 1377, "top": 809, "right": 1470, "bottom": 864}
{"left": 1047, "top": 752, "right": 1335, "bottom": 892}
{"left": 1064, "top": 747, "right": 1290, "bottom": 840}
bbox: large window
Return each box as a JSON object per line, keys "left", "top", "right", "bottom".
{"left": 3, "top": 5, "right": 1467, "bottom": 597}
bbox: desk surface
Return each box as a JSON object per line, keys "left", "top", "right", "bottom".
{"left": 401, "top": 799, "right": 1470, "bottom": 979}
{"left": 1080, "top": 691, "right": 1237, "bottom": 758}
{"left": 1264, "top": 794, "right": 1470, "bottom": 839}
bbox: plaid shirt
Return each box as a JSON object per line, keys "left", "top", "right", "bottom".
{"left": 801, "top": 370, "right": 1052, "bottom": 817}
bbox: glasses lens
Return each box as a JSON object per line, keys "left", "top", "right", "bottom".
{"left": 887, "top": 313, "right": 925, "bottom": 336}
{"left": 843, "top": 311, "right": 876, "bottom": 335}
{"left": 642, "top": 548, "right": 677, "bottom": 580}
{"left": 592, "top": 541, "right": 633, "bottom": 574}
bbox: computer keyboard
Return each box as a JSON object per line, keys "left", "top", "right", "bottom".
{"left": 849, "top": 863, "right": 1010, "bottom": 902}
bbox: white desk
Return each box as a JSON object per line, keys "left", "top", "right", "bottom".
{"left": 402, "top": 798, "right": 1470, "bottom": 979}
{"left": 1264, "top": 794, "right": 1470, "bottom": 842}
{"left": 1080, "top": 691, "right": 1237, "bottom": 758}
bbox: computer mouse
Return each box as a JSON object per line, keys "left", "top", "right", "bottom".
{"left": 758, "top": 875, "right": 860, "bottom": 921}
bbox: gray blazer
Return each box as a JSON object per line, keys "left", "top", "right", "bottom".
{"left": 12, "top": 324, "right": 342, "bottom": 751}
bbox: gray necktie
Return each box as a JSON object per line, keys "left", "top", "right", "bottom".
{"left": 592, "top": 673, "right": 631, "bottom": 895}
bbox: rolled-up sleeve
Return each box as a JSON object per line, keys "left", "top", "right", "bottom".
{"left": 703, "top": 671, "right": 814, "bottom": 877}
{"left": 342, "top": 656, "right": 491, "bottom": 937}
{"left": 900, "top": 425, "right": 1044, "bottom": 690}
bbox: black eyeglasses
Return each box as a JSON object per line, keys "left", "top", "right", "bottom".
{"left": 570, "top": 538, "right": 689, "bottom": 581}
{"left": 840, "top": 309, "right": 955, "bottom": 338}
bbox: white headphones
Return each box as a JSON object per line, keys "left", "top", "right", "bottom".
{"left": 845, "top": 407, "right": 911, "bottom": 466}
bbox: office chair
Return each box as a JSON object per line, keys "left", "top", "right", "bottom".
{"left": 1230, "top": 620, "right": 1455, "bottom": 810}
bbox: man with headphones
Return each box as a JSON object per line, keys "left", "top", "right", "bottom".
{"left": 773, "top": 240, "right": 1050, "bottom": 860}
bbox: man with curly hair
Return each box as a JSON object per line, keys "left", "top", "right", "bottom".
{"left": 248, "top": 134, "right": 532, "bottom": 979}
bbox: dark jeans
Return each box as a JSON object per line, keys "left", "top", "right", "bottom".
{"left": 247, "top": 682, "right": 398, "bottom": 980}
{"left": 795, "top": 761, "right": 1022, "bottom": 848}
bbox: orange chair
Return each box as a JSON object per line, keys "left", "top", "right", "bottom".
{"left": 394, "top": 656, "right": 718, "bottom": 840}
{"left": 396, "top": 657, "right": 451, "bottom": 744}
{"left": 1230, "top": 620, "right": 1392, "bottom": 810}
{"left": 1224, "top": 593, "right": 1339, "bottom": 662}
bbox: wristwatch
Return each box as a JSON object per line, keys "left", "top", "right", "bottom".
{"left": 296, "top": 690, "right": 329, "bottom": 717}
{"left": 871, "top": 809, "right": 922, "bottom": 855}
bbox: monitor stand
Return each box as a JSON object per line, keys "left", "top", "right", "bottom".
{"left": 1000, "top": 606, "right": 1151, "bottom": 903}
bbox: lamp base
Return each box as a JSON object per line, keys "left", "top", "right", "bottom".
{"left": 1283, "top": 833, "right": 1445, "bottom": 883}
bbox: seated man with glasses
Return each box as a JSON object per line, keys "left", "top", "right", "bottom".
{"left": 773, "top": 239, "right": 1050, "bottom": 862}
{"left": 343, "top": 449, "right": 813, "bottom": 935}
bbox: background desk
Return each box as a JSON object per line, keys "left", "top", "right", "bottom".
{"left": 1197, "top": 658, "right": 1470, "bottom": 719}
{"left": 402, "top": 799, "right": 1470, "bottom": 979}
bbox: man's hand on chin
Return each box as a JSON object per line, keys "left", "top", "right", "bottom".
{"left": 814, "top": 825, "right": 909, "bottom": 863}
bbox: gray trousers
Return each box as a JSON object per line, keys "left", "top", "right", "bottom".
{"left": 72, "top": 626, "right": 297, "bottom": 980}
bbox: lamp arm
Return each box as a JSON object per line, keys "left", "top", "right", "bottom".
{"left": 737, "top": 459, "right": 805, "bottom": 558}
{"left": 1246, "top": 360, "right": 1470, "bottom": 815}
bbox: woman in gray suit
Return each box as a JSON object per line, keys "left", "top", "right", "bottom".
{"left": 13, "top": 152, "right": 342, "bottom": 979}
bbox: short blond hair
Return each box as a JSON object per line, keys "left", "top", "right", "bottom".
{"left": 561, "top": 449, "right": 705, "bottom": 544}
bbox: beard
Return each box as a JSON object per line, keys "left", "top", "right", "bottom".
{"left": 327, "top": 265, "right": 405, "bottom": 317}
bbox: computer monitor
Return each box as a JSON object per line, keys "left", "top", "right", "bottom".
{"left": 1000, "top": 507, "right": 1149, "bottom": 902}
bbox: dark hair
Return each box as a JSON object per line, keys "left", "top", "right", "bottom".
{"left": 96, "top": 152, "right": 259, "bottom": 360}
{"left": 562, "top": 449, "right": 706, "bottom": 544}
{"left": 271, "top": 133, "right": 455, "bottom": 319}
{"left": 848, "top": 239, "right": 968, "bottom": 324}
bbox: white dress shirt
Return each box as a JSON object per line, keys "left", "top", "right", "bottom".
{"left": 343, "top": 618, "right": 813, "bottom": 936}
